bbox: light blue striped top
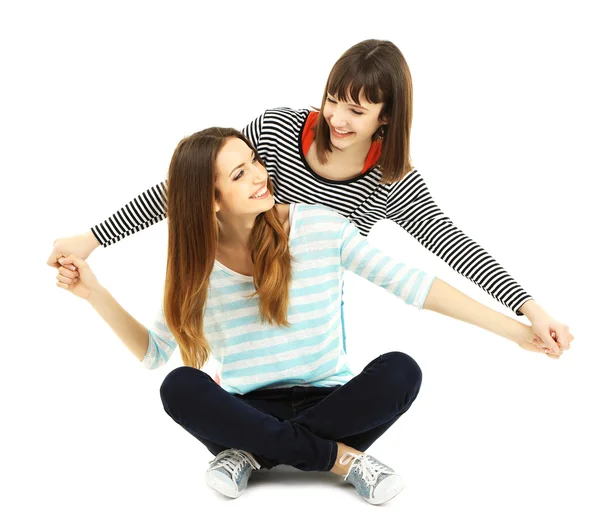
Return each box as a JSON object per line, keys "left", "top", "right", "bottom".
{"left": 142, "top": 203, "right": 436, "bottom": 394}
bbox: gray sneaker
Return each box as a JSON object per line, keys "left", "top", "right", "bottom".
{"left": 205, "top": 449, "right": 261, "bottom": 498}
{"left": 340, "top": 452, "right": 405, "bottom": 505}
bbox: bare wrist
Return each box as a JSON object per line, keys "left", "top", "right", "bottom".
{"left": 519, "top": 300, "right": 542, "bottom": 319}
{"left": 86, "top": 230, "right": 101, "bottom": 250}
{"left": 508, "top": 321, "right": 530, "bottom": 344}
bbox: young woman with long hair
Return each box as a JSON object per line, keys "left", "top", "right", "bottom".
{"left": 54, "top": 127, "right": 554, "bottom": 505}
{"left": 47, "top": 39, "right": 573, "bottom": 354}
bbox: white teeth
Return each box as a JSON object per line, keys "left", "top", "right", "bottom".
{"left": 335, "top": 128, "right": 350, "bottom": 134}
{"left": 251, "top": 186, "right": 268, "bottom": 198}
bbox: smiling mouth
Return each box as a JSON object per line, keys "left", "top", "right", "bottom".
{"left": 331, "top": 126, "right": 354, "bottom": 138}
{"left": 250, "top": 184, "right": 270, "bottom": 199}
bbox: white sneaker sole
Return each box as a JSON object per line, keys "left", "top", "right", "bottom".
{"left": 367, "top": 475, "right": 406, "bottom": 505}
{"left": 205, "top": 471, "right": 243, "bottom": 499}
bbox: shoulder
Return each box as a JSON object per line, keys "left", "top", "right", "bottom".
{"left": 293, "top": 203, "right": 347, "bottom": 228}
{"left": 262, "top": 107, "right": 311, "bottom": 127}
{"left": 385, "top": 167, "right": 424, "bottom": 195}
{"left": 388, "top": 167, "right": 420, "bottom": 186}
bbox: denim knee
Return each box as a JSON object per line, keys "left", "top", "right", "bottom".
{"left": 385, "top": 351, "right": 422, "bottom": 386}
{"left": 380, "top": 351, "right": 423, "bottom": 407}
{"left": 160, "top": 366, "right": 210, "bottom": 411}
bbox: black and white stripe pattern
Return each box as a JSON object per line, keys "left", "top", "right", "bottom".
{"left": 91, "top": 107, "right": 532, "bottom": 314}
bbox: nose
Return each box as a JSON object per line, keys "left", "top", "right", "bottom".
{"left": 252, "top": 166, "right": 267, "bottom": 185}
{"left": 330, "top": 110, "right": 347, "bottom": 128}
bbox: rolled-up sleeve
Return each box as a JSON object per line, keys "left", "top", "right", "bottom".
{"left": 340, "top": 219, "right": 436, "bottom": 309}
{"left": 141, "top": 308, "right": 178, "bottom": 369}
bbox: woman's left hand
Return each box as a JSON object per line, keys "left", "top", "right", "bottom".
{"left": 521, "top": 302, "right": 574, "bottom": 356}
{"left": 516, "top": 325, "right": 564, "bottom": 360}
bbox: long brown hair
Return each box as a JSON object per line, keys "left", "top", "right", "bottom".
{"left": 314, "top": 39, "right": 413, "bottom": 184}
{"left": 163, "top": 128, "right": 292, "bottom": 369}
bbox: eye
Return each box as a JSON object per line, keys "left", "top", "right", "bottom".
{"left": 233, "top": 155, "right": 257, "bottom": 181}
{"left": 326, "top": 97, "right": 337, "bottom": 104}
{"left": 351, "top": 110, "right": 364, "bottom": 116}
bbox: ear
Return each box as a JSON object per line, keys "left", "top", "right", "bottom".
{"left": 214, "top": 199, "right": 220, "bottom": 213}
{"left": 379, "top": 114, "right": 390, "bottom": 125}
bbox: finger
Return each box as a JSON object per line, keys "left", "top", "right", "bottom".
{"left": 58, "top": 260, "right": 78, "bottom": 271}
{"left": 539, "top": 332, "right": 560, "bottom": 353}
{"left": 56, "top": 274, "right": 76, "bottom": 285}
{"left": 548, "top": 331, "right": 562, "bottom": 353}
{"left": 555, "top": 330, "right": 571, "bottom": 350}
{"left": 521, "top": 341, "right": 543, "bottom": 352}
{"left": 47, "top": 246, "right": 62, "bottom": 268}
{"left": 59, "top": 254, "right": 86, "bottom": 270}
{"left": 58, "top": 267, "right": 79, "bottom": 279}
{"left": 544, "top": 351, "right": 560, "bottom": 360}
{"left": 545, "top": 343, "right": 563, "bottom": 356}
{"left": 47, "top": 247, "right": 77, "bottom": 271}
{"left": 56, "top": 282, "right": 70, "bottom": 290}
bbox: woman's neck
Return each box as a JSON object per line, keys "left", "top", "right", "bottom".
{"left": 217, "top": 215, "right": 254, "bottom": 253}
{"left": 215, "top": 216, "right": 254, "bottom": 277}
{"left": 329, "top": 138, "right": 372, "bottom": 166}
{"left": 306, "top": 139, "right": 373, "bottom": 182}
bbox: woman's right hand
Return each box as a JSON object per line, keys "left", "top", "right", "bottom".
{"left": 47, "top": 231, "right": 100, "bottom": 270}
{"left": 56, "top": 255, "right": 102, "bottom": 301}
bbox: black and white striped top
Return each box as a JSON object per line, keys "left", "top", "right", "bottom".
{"left": 91, "top": 107, "right": 532, "bottom": 314}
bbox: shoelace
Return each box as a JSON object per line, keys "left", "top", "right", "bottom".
{"left": 339, "top": 452, "right": 391, "bottom": 486}
{"left": 207, "top": 449, "right": 259, "bottom": 480}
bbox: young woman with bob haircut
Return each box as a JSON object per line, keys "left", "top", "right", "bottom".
{"left": 55, "top": 127, "right": 554, "bottom": 505}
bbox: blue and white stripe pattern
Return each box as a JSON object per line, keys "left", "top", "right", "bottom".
{"left": 142, "top": 203, "right": 436, "bottom": 394}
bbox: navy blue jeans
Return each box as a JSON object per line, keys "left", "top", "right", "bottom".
{"left": 160, "top": 351, "right": 422, "bottom": 472}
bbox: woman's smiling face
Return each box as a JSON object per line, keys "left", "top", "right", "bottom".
{"left": 322, "top": 91, "right": 388, "bottom": 150}
{"left": 214, "top": 137, "right": 274, "bottom": 217}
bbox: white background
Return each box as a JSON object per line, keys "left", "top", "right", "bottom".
{"left": 1, "top": 1, "right": 599, "bottom": 523}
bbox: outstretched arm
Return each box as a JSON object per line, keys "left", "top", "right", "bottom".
{"left": 55, "top": 255, "right": 149, "bottom": 362}
{"left": 386, "top": 169, "right": 573, "bottom": 353}
{"left": 422, "top": 278, "right": 562, "bottom": 358}
{"left": 339, "top": 218, "right": 565, "bottom": 359}
{"left": 46, "top": 182, "right": 166, "bottom": 269}
{"left": 47, "top": 112, "right": 266, "bottom": 265}
{"left": 91, "top": 182, "right": 168, "bottom": 247}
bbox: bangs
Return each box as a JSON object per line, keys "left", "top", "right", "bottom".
{"left": 327, "top": 61, "right": 384, "bottom": 105}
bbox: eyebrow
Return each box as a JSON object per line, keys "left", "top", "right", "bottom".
{"left": 327, "top": 93, "right": 368, "bottom": 111}
{"left": 348, "top": 102, "right": 368, "bottom": 111}
{"left": 229, "top": 151, "right": 255, "bottom": 177}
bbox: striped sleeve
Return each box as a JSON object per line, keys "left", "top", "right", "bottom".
{"left": 141, "top": 307, "right": 178, "bottom": 370}
{"left": 339, "top": 219, "right": 436, "bottom": 309}
{"left": 386, "top": 169, "right": 533, "bottom": 315}
{"left": 90, "top": 112, "right": 266, "bottom": 248}
{"left": 91, "top": 182, "right": 168, "bottom": 247}
{"left": 241, "top": 111, "right": 265, "bottom": 149}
